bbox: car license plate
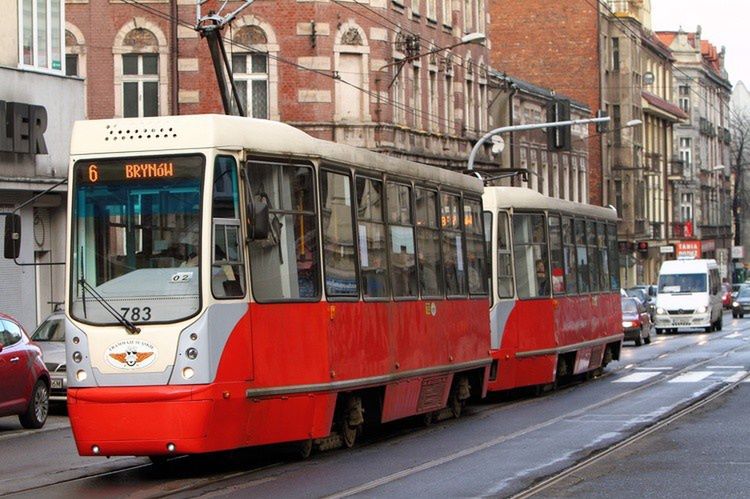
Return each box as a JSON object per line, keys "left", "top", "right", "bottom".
{"left": 51, "top": 379, "right": 63, "bottom": 389}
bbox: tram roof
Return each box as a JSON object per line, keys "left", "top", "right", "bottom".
{"left": 70, "top": 115, "right": 483, "bottom": 194}
{"left": 483, "top": 186, "right": 618, "bottom": 221}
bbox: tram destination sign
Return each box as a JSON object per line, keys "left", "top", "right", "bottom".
{"left": 75, "top": 155, "right": 204, "bottom": 184}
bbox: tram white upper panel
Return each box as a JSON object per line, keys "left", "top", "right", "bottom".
{"left": 70, "top": 115, "right": 482, "bottom": 194}
{"left": 483, "top": 186, "right": 618, "bottom": 221}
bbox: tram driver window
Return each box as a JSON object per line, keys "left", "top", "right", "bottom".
{"left": 212, "top": 156, "right": 245, "bottom": 298}
{"left": 248, "top": 161, "right": 320, "bottom": 301}
{"left": 512, "top": 213, "right": 549, "bottom": 299}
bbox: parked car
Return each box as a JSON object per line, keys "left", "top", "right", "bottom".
{"left": 732, "top": 283, "right": 748, "bottom": 299}
{"left": 622, "top": 297, "right": 652, "bottom": 346}
{"left": 0, "top": 313, "right": 50, "bottom": 428}
{"left": 29, "top": 311, "right": 66, "bottom": 402}
{"left": 721, "top": 283, "right": 733, "bottom": 309}
{"left": 732, "top": 286, "right": 750, "bottom": 318}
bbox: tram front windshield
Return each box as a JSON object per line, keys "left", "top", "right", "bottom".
{"left": 70, "top": 155, "right": 204, "bottom": 325}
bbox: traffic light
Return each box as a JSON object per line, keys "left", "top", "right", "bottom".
{"left": 547, "top": 99, "right": 571, "bottom": 151}
{"left": 637, "top": 241, "right": 649, "bottom": 255}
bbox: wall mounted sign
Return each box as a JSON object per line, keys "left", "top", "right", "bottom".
{"left": 0, "top": 101, "right": 48, "bottom": 155}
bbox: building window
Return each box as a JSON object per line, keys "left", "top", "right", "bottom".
{"left": 463, "top": 0, "right": 473, "bottom": 32}
{"left": 412, "top": 65, "right": 422, "bottom": 129}
{"left": 231, "top": 26, "right": 270, "bottom": 119}
{"left": 444, "top": 63, "right": 454, "bottom": 134}
{"left": 679, "top": 85, "right": 690, "bottom": 114}
{"left": 232, "top": 52, "right": 269, "bottom": 119}
{"left": 429, "top": 68, "right": 438, "bottom": 132}
{"left": 612, "top": 104, "right": 621, "bottom": 146}
{"left": 426, "top": 0, "right": 436, "bottom": 20}
{"left": 679, "top": 137, "right": 692, "bottom": 174}
{"left": 680, "top": 193, "right": 693, "bottom": 223}
{"left": 465, "top": 64, "right": 475, "bottom": 133}
{"left": 122, "top": 53, "right": 159, "bottom": 118}
{"left": 393, "top": 63, "right": 406, "bottom": 124}
{"left": 441, "top": 0, "right": 451, "bottom": 25}
{"left": 611, "top": 37, "right": 619, "bottom": 71}
{"left": 65, "top": 26, "right": 86, "bottom": 79}
{"left": 20, "top": 0, "right": 63, "bottom": 71}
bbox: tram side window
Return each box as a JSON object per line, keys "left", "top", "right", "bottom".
{"left": 548, "top": 214, "right": 565, "bottom": 295}
{"left": 441, "top": 193, "right": 467, "bottom": 297}
{"left": 248, "top": 161, "right": 320, "bottom": 301}
{"left": 321, "top": 170, "right": 359, "bottom": 298}
{"left": 464, "top": 198, "right": 488, "bottom": 295}
{"left": 562, "top": 216, "right": 578, "bottom": 294}
{"left": 597, "top": 222, "right": 609, "bottom": 292}
{"left": 415, "top": 187, "right": 443, "bottom": 297}
{"left": 496, "top": 211, "right": 514, "bottom": 298}
{"left": 575, "top": 219, "right": 589, "bottom": 293}
{"left": 513, "top": 213, "right": 549, "bottom": 299}
{"left": 212, "top": 156, "right": 245, "bottom": 298}
{"left": 608, "top": 223, "right": 620, "bottom": 291}
{"left": 356, "top": 176, "right": 388, "bottom": 299}
{"left": 387, "top": 182, "right": 417, "bottom": 298}
{"left": 587, "top": 221, "right": 600, "bottom": 292}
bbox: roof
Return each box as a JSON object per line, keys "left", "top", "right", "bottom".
{"left": 642, "top": 92, "right": 689, "bottom": 121}
{"left": 482, "top": 186, "right": 618, "bottom": 221}
{"left": 488, "top": 70, "right": 590, "bottom": 112}
{"left": 69, "top": 115, "right": 483, "bottom": 194}
{"left": 655, "top": 31, "right": 728, "bottom": 82}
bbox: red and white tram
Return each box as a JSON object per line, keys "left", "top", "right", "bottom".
{"left": 482, "top": 187, "right": 623, "bottom": 392}
{"left": 64, "top": 115, "right": 491, "bottom": 458}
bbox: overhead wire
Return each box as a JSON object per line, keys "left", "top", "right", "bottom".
{"left": 118, "top": 0, "right": 466, "bottom": 132}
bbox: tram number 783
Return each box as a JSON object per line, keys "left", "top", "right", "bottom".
{"left": 120, "top": 307, "right": 152, "bottom": 322}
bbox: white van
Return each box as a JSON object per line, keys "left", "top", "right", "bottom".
{"left": 654, "top": 259, "right": 723, "bottom": 333}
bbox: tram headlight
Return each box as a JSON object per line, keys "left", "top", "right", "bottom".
{"left": 182, "top": 367, "right": 195, "bottom": 380}
{"left": 72, "top": 351, "right": 83, "bottom": 363}
{"left": 76, "top": 369, "right": 88, "bottom": 382}
{"left": 186, "top": 347, "right": 198, "bottom": 360}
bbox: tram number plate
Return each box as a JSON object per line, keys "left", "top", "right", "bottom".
{"left": 51, "top": 379, "right": 63, "bottom": 389}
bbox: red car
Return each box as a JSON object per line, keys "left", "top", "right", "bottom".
{"left": 621, "top": 297, "right": 652, "bottom": 346}
{"left": 0, "top": 313, "right": 50, "bottom": 428}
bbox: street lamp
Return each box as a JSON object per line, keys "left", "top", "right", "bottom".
{"left": 467, "top": 116, "right": 611, "bottom": 171}
{"left": 380, "top": 32, "right": 486, "bottom": 88}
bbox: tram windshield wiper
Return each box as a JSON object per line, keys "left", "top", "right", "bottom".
{"left": 78, "top": 277, "right": 141, "bottom": 335}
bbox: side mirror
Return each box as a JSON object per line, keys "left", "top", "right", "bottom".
{"left": 4, "top": 214, "right": 21, "bottom": 259}
{"left": 248, "top": 201, "right": 270, "bottom": 241}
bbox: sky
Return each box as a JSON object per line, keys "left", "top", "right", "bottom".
{"left": 651, "top": 0, "right": 750, "bottom": 87}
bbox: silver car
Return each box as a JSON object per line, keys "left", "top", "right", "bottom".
{"left": 30, "top": 312, "right": 66, "bottom": 401}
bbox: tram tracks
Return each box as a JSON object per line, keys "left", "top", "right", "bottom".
{"left": 511, "top": 368, "right": 750, "bottom": 498}
{"left": 6, "top": 324, "right": 750, "bottom": 498}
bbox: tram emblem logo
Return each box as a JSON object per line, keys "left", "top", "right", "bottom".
{"left": 105, "top": 339, "right": 158, "bottom": 369}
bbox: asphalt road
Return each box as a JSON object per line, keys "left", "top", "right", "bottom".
{"left": 1, "top": 310, "right": 749, "bottom": 498}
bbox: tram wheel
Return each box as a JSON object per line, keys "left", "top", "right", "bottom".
{"left": 294, "top": 439, "right": 314, "bottom": 460}
{"left": 339, "top": 396, "right": 363, "bottom": 448}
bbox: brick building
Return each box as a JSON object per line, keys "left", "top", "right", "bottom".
{"left": 487, "top": 0, "right": 604, "bottom": 205}
{"left": 65, "top": 0, "right": 492, "bottom": 170}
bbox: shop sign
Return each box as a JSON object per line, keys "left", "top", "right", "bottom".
{"left": 660, "top": 245, "right": 674, "bottom": 254}
{"left": 675, "top": 240, "right": 701, "bottom": 259}
{"left": 0, "top": 101, "right": 48, "bottom": 154}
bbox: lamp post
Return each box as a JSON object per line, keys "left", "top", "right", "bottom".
{"left": 467, "top": 116, "right": 611, "bottom": 171}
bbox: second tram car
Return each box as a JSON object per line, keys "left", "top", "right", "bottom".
{"left": 483, "top": 187, "right": 623, "bottom": 391}
{"left": 63, "top": 115, "right": 491, "bottom": 458}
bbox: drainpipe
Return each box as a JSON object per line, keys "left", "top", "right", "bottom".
{"left": 170, "top": 0, "right": 179, "bottom": 114}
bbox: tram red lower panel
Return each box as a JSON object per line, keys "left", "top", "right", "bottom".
{"left": 68, "top": 384, "right": 336, "bottom": 456}
{"left": 488, "top": 293, "right": 623, "bottom": 392}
